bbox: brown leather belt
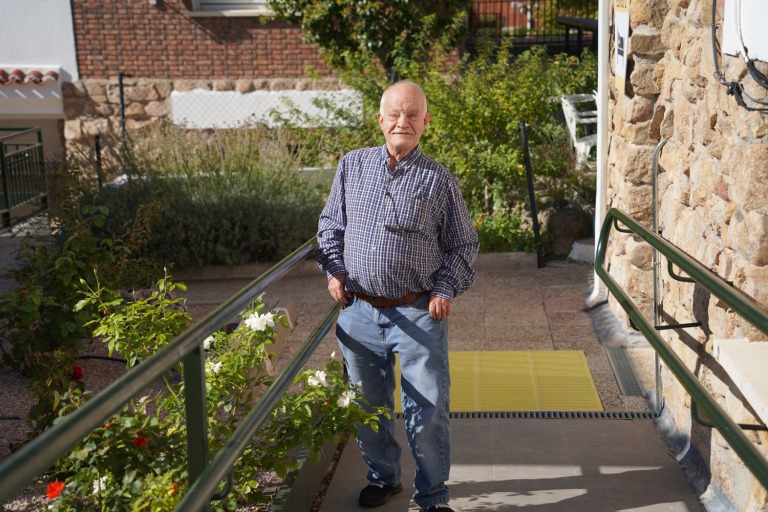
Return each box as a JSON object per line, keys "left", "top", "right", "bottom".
{"left": 352, "top": 291, "right": 427, "bottom": 308}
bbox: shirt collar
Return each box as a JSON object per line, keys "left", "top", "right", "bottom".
{"left": 379, "top": 143, "right": 423, "bottom": 173}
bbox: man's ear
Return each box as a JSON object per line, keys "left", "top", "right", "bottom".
{"left": 424, "top": 111, "right": 432, "bottom": 126}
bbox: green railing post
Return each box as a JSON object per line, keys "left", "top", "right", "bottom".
{"left": 183, "top": 344, "right": 210, "bottom": 494}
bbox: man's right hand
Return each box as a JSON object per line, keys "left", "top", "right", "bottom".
{"left": 328, "top": 274, "right": 349, "bottom": 305}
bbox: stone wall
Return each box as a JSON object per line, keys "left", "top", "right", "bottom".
{"left": 62, "top": 76, "right": 345, "bottom": 149}
{"left": 606, "top": 0, "right": 768, "bottom": 509}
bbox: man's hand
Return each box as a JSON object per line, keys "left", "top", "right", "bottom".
{"left": 429, "top": 296, "right": 452, "bottom": 320}
{"left": 328, "top": 275, "right": 349, "bottom": 305}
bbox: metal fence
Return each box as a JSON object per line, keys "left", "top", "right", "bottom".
{"left": 0, "top": 127, "right": 48, "bottom": 228}
{"left": 467, "top": 0, "right": 598, "bottom": 55}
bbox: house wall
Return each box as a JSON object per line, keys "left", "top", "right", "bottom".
{"left": 1, "top": 0, "right": 79, "bottom": 81}
{"left": 0, "top": 0, "right": 77, "bottom": 164}
{"left": 605, "top": 0, "right": 768, "bottom": 510}
{"left": 70, "top": 0, "right": 332, "bottom": 80}
{"left": 63, "top": 0, "right": 343, "bottom": 148}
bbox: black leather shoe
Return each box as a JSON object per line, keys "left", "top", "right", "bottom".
{"left": 421, "top": 505, "right": 456, "bottom": 512}
{"left": 358, "top": 482, "right": 403, "bottom": 507}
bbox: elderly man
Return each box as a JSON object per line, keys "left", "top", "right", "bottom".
{"left": 317, "top": 81, "right": 478, "bottom": 512}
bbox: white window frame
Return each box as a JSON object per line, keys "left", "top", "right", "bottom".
{"left": 189, "top": 0, "right": 273, "bottom": 17}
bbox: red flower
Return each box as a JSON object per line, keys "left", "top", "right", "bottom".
{"left": 47, "top": 480, "right": 65, "bottom": 500}
{"left": 132, "top": 436, "right": 150, "bottom": 447}
{"left": 71, "top": 364, "right": 84, "bottom": 380}
{"left": 170, "top": 482, "right": 179, "bottom": 496}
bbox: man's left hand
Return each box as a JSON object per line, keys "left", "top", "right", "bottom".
{"left": 429, "top": 296, "right": 452, "bottom": 320}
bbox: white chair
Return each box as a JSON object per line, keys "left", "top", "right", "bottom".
{"left": 561, "top": 93, "right": 598, "bottom": 169}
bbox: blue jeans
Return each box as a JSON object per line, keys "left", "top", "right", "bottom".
{"left": 336, "top": 293, "right": 451, "bottom": 509}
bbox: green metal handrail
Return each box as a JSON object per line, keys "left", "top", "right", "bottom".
{"left": 0, "top": 238, "right": 330, "bottom": 508}
{"left": 595, "top": 207, "right": 768, "bottom": 490}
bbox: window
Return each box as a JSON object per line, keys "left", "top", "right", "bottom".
{"left": 189, "top": 0, "right": 272, "bottom": 17}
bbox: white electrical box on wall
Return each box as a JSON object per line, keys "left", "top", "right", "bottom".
{"left": 722, "top": 0, "right": 768, "bottom": 61}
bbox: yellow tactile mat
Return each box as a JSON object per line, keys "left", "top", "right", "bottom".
{"left": 394, "top": 351, "right": 603, "bottom": 413}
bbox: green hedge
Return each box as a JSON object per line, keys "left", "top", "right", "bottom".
{"left": 82, "top": 125, "right": 326, "bottom": 268}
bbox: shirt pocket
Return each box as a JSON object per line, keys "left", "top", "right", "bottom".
{"left": 384, "top": 191, "right": 428, "bottom": 234}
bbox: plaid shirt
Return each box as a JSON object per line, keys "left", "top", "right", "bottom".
{"left": 317, "top": 144, "right": 478, "bottom": 300}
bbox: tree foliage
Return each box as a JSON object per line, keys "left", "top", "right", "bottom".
{"left": 269, "top": 0, "right": 471, "bottom": 73}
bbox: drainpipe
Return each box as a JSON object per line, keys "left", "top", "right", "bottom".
{"left": 587, "top": 0, "right": 611, "bottom": 306}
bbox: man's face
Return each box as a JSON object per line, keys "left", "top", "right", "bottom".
{"left": 377, "top": 84, "right": 431, "bottom": 159}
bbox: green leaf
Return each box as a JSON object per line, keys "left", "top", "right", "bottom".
{"left": 74, "top": 448, "right": 90, "bottom": 461}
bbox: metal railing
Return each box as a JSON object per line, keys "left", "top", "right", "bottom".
{"left": 467, "top": 0, "right": 597, "bottom": 54}
{"left": 0, "top": 238, "right": 341, "bottom": 510}
{"left": 595, "top": 207, "right": 768, "bottom": 490}
{"left": 0, "top": 127, "right": 48, "bottom": 227}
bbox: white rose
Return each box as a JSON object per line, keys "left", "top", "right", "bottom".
{"left": 244, "top": 312, "right": 275, "bottom": 332}
{"left": 337, "top": 390, "right": 356, "bottom": 408}
{"left": 308, "top": 370, "right": 328, "bottom": 387}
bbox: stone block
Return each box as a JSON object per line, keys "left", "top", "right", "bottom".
{"left": 626, "top": 236, "right": 653, "bottom": 268}
{"left": 212, "top": 80, "right": 234, "bottom": 91}
{"left": 64, "top": 119, "right": 82, "bottom": 141}
{"left": 66, "top": 81, "right": 89, "bottom": 98}
{"left": 726, "top": 209, "right": 768, "bottom": 266}
{"left": 82, "top": 118, "right": 110, "bottom": 136}
{"left": 235, "top": 80, "right": 255, "bottom": 94}
{"left": 126, "top": 84, "right": 161, "bottom": 102}
{"left": 689, "top": 153, "right": 720, "bottom": 206}
{"left": 667, "top": 0, "right": 692, "bottom": 15}
{"left": 144, "top": 101, "right": 168, "bottom": 117}
{"left": 619, "top": 119, "right": 653, "bottom": 144}
{"left": 724, "top": 144, "right": 768, "bottom": 211}
{"left": 630, "top": 56, "right": 663, "bottom": 96}
{"left": 173, "top": 80, "right": 212, "bottom": 92}
{"left": 268, "top": 78, "right": 292, "bottom": 91}
{"left": 253, "top": 79, "right": 270, "bottom": 90}
{"left": 622, "top": 94, "right": 656, "bottom": 123}
{"left": 621, "top": 143, "right": 655, "bottom": 185}
{"left": 744, "top": 264, "right": 768, "bottom": 309}
{"left": 94, "top": 103, "right": 115, "bottom": 117}
{"left": 630, "top": 0, "right": 666, "bottom": 28}
{"left": 661, "top": 13, "right": 685, "bottom": 56}
{"left": 631, "top": 25, "right": 665, "bottom": 55}
{"left": 83, "top": 80, "right": 108, "bottom": 99}
{"left": 124, "top": 102, "right": 147, "bottom": 118}
{"left": 63, "top": 98, "right": 85, "bottom": 118}
{"left": 672, "top": 82, "right": 695, "bottom": 144}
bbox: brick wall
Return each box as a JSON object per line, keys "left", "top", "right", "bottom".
{"left": 71, "top": 0, "right": 334, "bottom": 79}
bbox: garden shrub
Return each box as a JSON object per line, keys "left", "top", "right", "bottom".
{"left": 0, "top": 169, "right": 162, "bottom": 434}
{"left": 474, "top": 203, "right": 536, "bottom": 253}
{"left": 85, "top": 124, "right": 328, "bottom": 268}
{"left": 44, "top": 283, "right": 385, "bottom": 511}
{"left": 415, "top": 44, "right": 598, "bottom": 214}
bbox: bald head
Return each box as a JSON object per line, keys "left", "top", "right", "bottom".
{"left": 380, "top": 81, "right": 428, "bottom": 116}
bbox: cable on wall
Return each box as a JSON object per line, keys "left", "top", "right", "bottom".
{"left": 711, "top": 0, "right": 768, "bottom": 112}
